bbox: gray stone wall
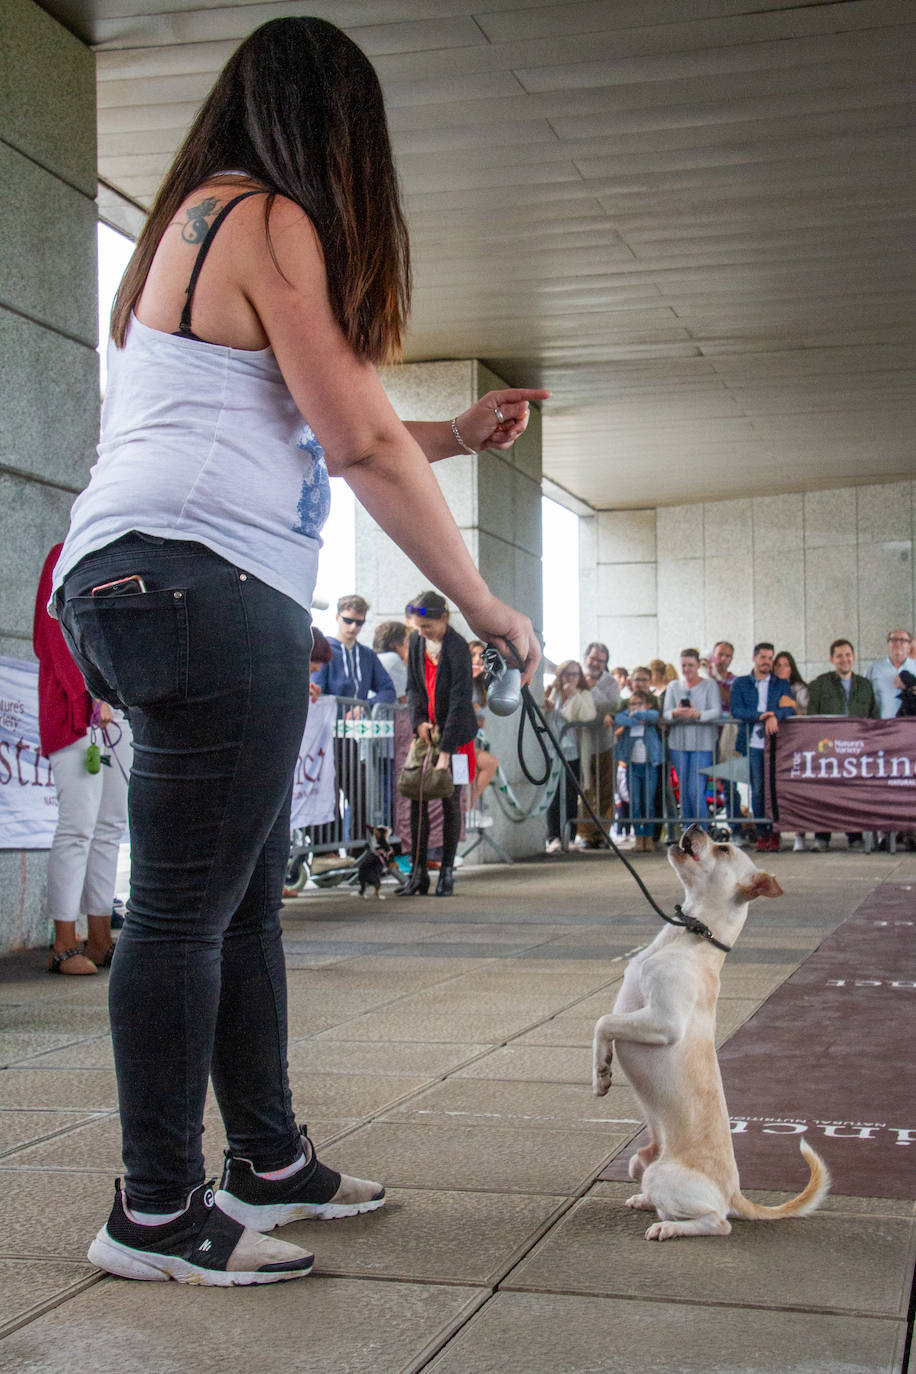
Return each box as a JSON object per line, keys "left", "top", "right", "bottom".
{"left": 581, "top": 481, "right": 915, "bottom": 682}
{"left": 0, "top": 0, "right": 98, "bottom": 951}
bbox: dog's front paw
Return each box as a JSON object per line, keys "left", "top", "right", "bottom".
{"left": 592, "top": 1066, "right": 613, "bottom": 1096}
{"left": 625, "top": 1193, "right": 655, "bottom": 1212}
{"left": 645, "top": 1221, "right": 680, "bottom": 1241}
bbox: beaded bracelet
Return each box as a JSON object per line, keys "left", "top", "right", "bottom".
{"left": 450, "top": 416, "right": 477, "bottom": 455}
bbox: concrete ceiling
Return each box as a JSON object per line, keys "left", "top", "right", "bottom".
{"left": 39, "top": 0, "right": 916, "bottom": 511}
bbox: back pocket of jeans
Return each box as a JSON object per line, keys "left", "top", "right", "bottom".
{"left": 69, "top": 588, "right": 190, "bottom": 708}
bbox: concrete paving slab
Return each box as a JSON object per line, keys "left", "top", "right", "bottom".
{"left": 6, "top": 1038, "right": 115, "bottom": 1070}
{"left": 321, "top": 1120, "right": 624, "bottom": 1196}
{"left": 453, "top": 1044, "right": 592, "bottom": 1083}
{"left": 1, "top": 851, "right": 913, "bottom": 1370}
{"left": 286, "top": 1038, "right": 490, "bottom": 1079}
{"left": 3, "top": 1111, "right": 355, "bottom": 1177}
{"left": 382, "top": 1077, "right": 643, "bottom": 1137}
{"left": 439, "top": 961, "right": 624, "bottom": 997}
{"left": 0, "top": 1169, "right": 117, "bottom": 1260}
{"left": 0, "top": 1005, "right": 111, "bottom": 1036}
{"left": 0, "top": 1069, "right": 118, "bottom": 1112}
{"left": 511, "top": 1018, "right": 601, "bottom": 1048}
{"left": 0, "top": 1259, "right": 97, "bottom": 1337}
{"left": 422, "top": 1291, "right": 908, "bottom": 1374}
{"left": 414, "top": 921, "right": 574, "bottom": 947}
{"left": 549, "top": 992, "right": 634, "bottom": 1022}
{"left": 295, "top": 954, "right": 491, "bottom": 983}
{"left": 284, "top": 1071, "right": 429, "bottom": 1120}
{"left": 313, "top": 1004, "right": 556, "bottom": 1045}
{"left": 504, "top": 1194, "right": 916, "bottom": 1318}
{"left": 0, "top": 1033, "right": 105, "bottom": 1067}
{"left": 284, "top": 986, "right": 424, "bottom": 1023}
{"left": 716, "top": 969, "right": 801, "bottom": 997}
{"left": 282, "top": 1186, "right": 564, "bottom": 1285}
{"left": 284, "top": 916, "right": 475, "bottom": 944}
{"left": 713, "top": 998, "right": 764, "bottom": 1043}
{"left": 0, "top": 1109, "right": 107, "bottom": 1157}
{"left": 0, "top": 1276, "right": 490, "bottom": 1374}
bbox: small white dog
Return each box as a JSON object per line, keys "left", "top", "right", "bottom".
{"left": 593, "top": 824, "right": 829, "bottom": 1240}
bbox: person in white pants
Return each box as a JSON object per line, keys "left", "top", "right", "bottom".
{"left": 34, "top": 542, "right": 132, "bottom": 974}
{"left": 45, "top": 714, "right": 131, "bottom": 973}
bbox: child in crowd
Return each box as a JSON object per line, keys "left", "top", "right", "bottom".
{"left": 614, "top": 687, "right": 663, "bottom": 852}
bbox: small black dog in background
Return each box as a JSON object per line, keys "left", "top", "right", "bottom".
{"left": 356, "top": 827, "right": 404, "bottom": 899}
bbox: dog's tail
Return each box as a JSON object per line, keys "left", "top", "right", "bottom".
{"left": 730, "top": 1138, "right": 830, "bottom": 1221}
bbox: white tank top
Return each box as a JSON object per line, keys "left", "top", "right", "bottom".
{"left": 53, "top": 198, "right": 330, "bottom": 611}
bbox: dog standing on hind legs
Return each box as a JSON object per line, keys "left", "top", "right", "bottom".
{"left": 592, "top": 824, "right": 830, "bottom": 1240}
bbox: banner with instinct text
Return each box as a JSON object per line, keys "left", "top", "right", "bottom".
{"left": 769, "top": 715, "right": 916, "bottom": 832}
{"left": 0, "top": 656, "right": 58, "bottom": 849}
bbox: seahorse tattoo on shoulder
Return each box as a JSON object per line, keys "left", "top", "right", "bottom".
{"left": 181, "top": 197, "right": 221, "bottom": 243}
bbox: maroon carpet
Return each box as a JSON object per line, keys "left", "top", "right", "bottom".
{"left": 601, "top": 882, "right": 916, "bottom": 1198}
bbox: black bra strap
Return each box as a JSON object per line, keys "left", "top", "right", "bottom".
{"left": 175, "top": 191, "right": 261, "bottom": 339}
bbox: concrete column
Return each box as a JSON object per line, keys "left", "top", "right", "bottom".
{"left": 358, "top": 359, "right": 545, "bottom": 859}
{"left": 580, "top": 510, "right": 659, "bottom": 672}
{"left": 0, "top": 0, "right": 98, "bottom": 951}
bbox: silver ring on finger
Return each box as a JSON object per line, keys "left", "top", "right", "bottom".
{"left": 494, "top": 405, "right": 505, "bottom": 423}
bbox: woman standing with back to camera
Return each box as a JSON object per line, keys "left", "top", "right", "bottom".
{"left": 51, "top": 17, "right": 543, "bottom": 1287}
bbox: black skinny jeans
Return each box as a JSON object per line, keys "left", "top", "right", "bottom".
{"left": 57, "top": 534, "right": 310, "bottom": 1210}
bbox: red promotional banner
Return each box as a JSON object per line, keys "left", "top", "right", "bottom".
{"left": 769, "top": 716, "right": 916, "bottom": 832}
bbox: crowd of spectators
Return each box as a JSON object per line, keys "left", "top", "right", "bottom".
{"left": 568, "top": 629, "right": 914, "bottom": 856}
{"left": 309, "top": 604, "right": 915, "bottom": 859}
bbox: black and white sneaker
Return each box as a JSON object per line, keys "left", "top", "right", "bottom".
{"left": 215, "top": 1127, "right": 386, "bottom": 1231}
{"left": 87, "top": 1179, "right": 314, "bottom": 1285}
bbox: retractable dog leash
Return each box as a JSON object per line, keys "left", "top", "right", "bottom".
{"left": 484, "top": 642, "right": 732, "bottom": 954}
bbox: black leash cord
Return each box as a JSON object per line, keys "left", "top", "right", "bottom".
{"left": 503, "top": 640, "right": 731, "bottom": 955}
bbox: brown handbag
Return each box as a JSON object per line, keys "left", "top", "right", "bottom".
{"left": 397, "top": 728, "right": 455, "bottom": 801}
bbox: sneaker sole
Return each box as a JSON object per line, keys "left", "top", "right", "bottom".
{"left": 87, "top": 1231, "right": 313, "bottom": 1285}
{"left": 214, "top": 1188, "right": 386, "bottom": 1231}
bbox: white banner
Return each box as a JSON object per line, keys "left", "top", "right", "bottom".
{"left": 0, "top": 656, "right": 59, "bottom": 849}
{"left": 289, "top": 693, "right": 337, "bottom": 829}
{"left": 1, "top": 656, "right": 338, "bottom": 846}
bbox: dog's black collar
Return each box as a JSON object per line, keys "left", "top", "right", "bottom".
{"left": 668, "top": 904, "right": 732, "bottom": 953}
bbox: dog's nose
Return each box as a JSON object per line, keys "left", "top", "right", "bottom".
{"left": 679, "top": 824, "right": 703, "bottom": 855}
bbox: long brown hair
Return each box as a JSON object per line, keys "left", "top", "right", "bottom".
{"left": 111, "top": 17, "right": 410, "bottom": 364}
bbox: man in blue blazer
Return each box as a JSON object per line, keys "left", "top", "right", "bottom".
{"left": 310, "top": 595, "right": 396, "bottom": 847}
{"left": 729, "top": 642, "right": 796, "bottom": 852}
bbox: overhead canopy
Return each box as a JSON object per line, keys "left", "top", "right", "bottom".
{"left": 40, "top": 0, "right": 916, "bottom": 510}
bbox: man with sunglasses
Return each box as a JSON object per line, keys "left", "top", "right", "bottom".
{"left": 311, "top": 595, "right": 396, "bottom": 848}
{"left": 312, "top": 595, "right": 397, "bottom": 705}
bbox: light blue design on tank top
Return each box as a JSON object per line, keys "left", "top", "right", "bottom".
{"left": 293, "top": 424, "right": 331, "bottom": 543}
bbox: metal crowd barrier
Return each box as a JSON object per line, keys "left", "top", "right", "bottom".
{"left": 290, "top": 701, "right": 779, "bottom": 873}
{"left": 299, "top": 695, "right": 406, "bottom": 859}
{"left": 553, "top": 716, "right": 760, "bottom": 851}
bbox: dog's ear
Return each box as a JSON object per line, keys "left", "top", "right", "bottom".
{"left": 738, "top": 871, "right": 783, "bottom": 901}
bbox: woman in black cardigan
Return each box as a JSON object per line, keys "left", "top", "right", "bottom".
{"left": 400, "top": 590, "right": 478, "bottom": 896}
